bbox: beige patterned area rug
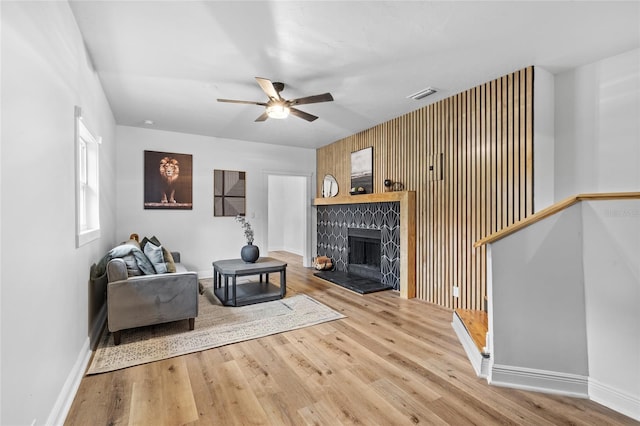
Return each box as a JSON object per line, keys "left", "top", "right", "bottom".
{"left": 87, "top": 280, "right": 345, "bottom": 375}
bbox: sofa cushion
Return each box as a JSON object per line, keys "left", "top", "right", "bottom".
{"left": 144, "top": 241, "right": 167, "bottom": 274}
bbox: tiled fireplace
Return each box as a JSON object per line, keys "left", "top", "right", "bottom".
{"left": 317, "top": 202, "right": 401, "bottom": 290}
{"left": 313, "top": 191, "right": 416, "bottom": 299}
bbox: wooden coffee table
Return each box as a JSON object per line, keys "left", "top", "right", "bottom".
{"left": 212, "top": 257, "right": 287, "bottom": 307}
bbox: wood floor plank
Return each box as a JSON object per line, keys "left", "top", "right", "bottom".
{"left": 326, "top": 368, "right": 412, "bottom": 425}
{"left": 369, "top": 378, "right": 449, "bottom": 425}
{"left": 214, "top": 359, "right": 271, "bottom": 425}
{"left": 184, "top": 351, "right": 222, "bottom": 423}
{"left": 297, "top": 399, "right": 347, "bottom": 426}
{"left": 65, "top": 251, "right": 637, "bottom": 426}
{"left": 228, "top": 338, "right": 314, "bottom": 425}
{"left": 127, "top": 357, "right": 199, "bottom": 425}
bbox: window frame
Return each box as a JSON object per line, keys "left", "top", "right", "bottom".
{"left": 75, "top": 106, "right": 101, "bottom": 247}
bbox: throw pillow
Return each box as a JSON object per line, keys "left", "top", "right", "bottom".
{"left": 140, "top": 236, "right": 151, "bottom": 251}
{"left": 163, "top": 249, "right": 177, "bottom": 273}
{"left": 141, "top": 236, "right": 176, "bottom": 273}
{"left": 141, "top": 235, "right": 162, "bottom": 251}
{"left": 143, "top": 241, "right": 167, "bottom": 274}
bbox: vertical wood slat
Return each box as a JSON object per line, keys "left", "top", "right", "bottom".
{"left": 316, "top": 67, "right": 534, "bottom": 310}
{"left": 526, "top": 68, "right": 534, "bottom": 216}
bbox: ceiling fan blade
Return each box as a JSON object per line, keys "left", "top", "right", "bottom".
{"left": 217, "top": 98, "right": 267, "bottom": 106}
{"left": 288, "top": 93, "right": 334, "bottom": 106}
{"left": 289, "top": 107, "right": 318, "bottom": 122}
{"left": 255, "top": 77, "right": 282, "bottom": 101}
{"left": 255, "top": 111, "right": 269, "bottom": 122}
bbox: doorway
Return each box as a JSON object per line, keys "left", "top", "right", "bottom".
{"left": 266, "top": 173, "right": 312, "bottom": 267}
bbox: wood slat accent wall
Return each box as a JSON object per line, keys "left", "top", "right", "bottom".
{"left": 316, "top": 67, "right": 534, "bottom": 310}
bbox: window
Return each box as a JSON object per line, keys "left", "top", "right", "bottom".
{"left": 75, "top": 106, "right": 101, "bottom": 247}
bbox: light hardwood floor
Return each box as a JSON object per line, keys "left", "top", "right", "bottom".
{"left": 65, "top": 252, "right": 637, "bottom": 425}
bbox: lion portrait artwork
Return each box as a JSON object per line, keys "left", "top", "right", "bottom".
{"left": 143, "top": 150, "right": 192, "bottom": 210}
{"left": 159, "top": 156, "right": 180, "bottom": 203}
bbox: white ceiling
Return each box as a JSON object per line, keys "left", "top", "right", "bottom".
{"left": 69, "top": 1, "right": 640, "bottom": 149}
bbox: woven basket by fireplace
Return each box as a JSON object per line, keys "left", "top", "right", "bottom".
{"left": 313, "top": 256, "right": 334, "bottom": 271}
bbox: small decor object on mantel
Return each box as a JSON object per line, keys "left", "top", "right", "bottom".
{"left": 322, "top": 174, "right": 339, "bottom": 197}
{"left": 349, "top": 186, "right": 366, "bottom": 195}
{"left": 236, "top": 215, "right": 259, "bottom": 263}
{"left": 383, "top": 179, "right": 405, "bottom": 192}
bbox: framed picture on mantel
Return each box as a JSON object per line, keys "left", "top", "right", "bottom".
{"left": 350, "top": 147, "right": 373, "bottom": 194}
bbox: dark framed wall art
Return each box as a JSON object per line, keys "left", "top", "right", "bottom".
{"left": 214, "top": 169, "right": 246, "bottom": 216}
{"left": 350, "top": 147, "right": 373, "bottom": 194}
{"left": 143, "top": 150, "right": 193, "bottom": 209}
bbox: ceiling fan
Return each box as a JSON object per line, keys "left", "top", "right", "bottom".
{"left": 217, "top": 77, "right": 334, "bottom": 122}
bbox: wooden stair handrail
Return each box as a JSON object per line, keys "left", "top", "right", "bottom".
{"left": 474, "top": 192, "right": 640, "bottom": 248}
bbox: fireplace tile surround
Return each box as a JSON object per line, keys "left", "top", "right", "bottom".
{"left": 314, "top": 191, "right": 416, "bottom": 299}
{"left": 317, "top": 202, "right": 401, "bottom": 289}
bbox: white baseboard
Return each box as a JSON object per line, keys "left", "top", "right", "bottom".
{"left": 197, "top": 269, "right": 213, "bottom": 278}
{"left": 589, "top": 378, "right": 640, "bottom": 421}
{"left": 283, "top": 247, "right": 303, "bottom": 256}
{"left": 45, "top": 338, "right": 92, "bottom": 426}
{"left": 270, "top": 246, "right": 303, "bottom": 256}
{"left": 451, "top": 314, "right": 490, "bottom": 378}
{"left": 89, "top": 304, "right": 107, "bottom": 349}
{"left": 489, "top": 363, "right": 588, "bottom": 398}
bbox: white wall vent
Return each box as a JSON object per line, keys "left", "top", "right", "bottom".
{"left": 407, "top": 87, "right": 438, "bottom": 100}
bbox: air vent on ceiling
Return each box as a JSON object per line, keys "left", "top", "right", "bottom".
{"left": 407, "top": 87, "right": 437, "bottom": 100}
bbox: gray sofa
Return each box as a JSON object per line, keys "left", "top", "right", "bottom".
{"left": 106, "top": 250, "right": 199, "bottom": 345}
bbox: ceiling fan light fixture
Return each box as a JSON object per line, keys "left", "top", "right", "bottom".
{"left": 218, "top": 78, "right": 331, "bottom": 122}
{"left": 266, "top": 103, "right": 290, "bottom": 119}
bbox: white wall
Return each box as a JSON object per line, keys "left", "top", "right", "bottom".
{"left": 533, "top": 67, "right": 555, "bottom": 211}
{"left": 554, "top": 48, "right": 640, "bottom": 200}
{"left": 268, "top": 175, "right": 306, "bottom": 256}
{"left": 1, "top": 2, "right": 117, "bottom": 425}
{"left": 582, "top": 200, "right": 640, "bottom": 419}
{"left": 115, "top": 126, "right": 315, "bottom": 276}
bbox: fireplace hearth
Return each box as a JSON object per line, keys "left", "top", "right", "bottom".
{"left": 314, "top": 226, "right": 392, "bottom": 294}
{"left": 313, "top": 270, "right": 392, "bottom": 294}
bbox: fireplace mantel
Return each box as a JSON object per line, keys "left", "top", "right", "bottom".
{"left": 313, "top": 191, "right": 411, "bottom": 206}
{"left": 314, "top": 191, "right": 416, "bottom": 299}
